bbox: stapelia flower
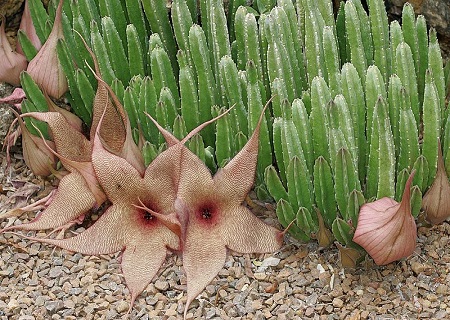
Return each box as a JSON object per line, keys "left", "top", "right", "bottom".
{"left": 26, "top": 0, "right": 67, "bottom": 98}
{"left": 27, "top": 117, "right": 181, "bottom": 308}
{"left": 166, "top": 108, "right": 284, "bottom": 317}
{"left": 0, "top": 17, "right": 28, "bottom": 86}
{"left": 423, "top": 141, "right": 450, "bottom": 225}
{"left": 353, "top": 171, "right": 417, "bottom": 265}
{"left": 16, "top": 0, "right": 42, "bottom": 55}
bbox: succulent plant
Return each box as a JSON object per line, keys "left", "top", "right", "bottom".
{"left": 3, "top": 0, "right": 450, "bottom": 284}
{"left": 262, "top": 0, "right": 449, "bottom": 265}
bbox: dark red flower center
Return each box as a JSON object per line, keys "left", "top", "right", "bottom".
{"left": 143, "top": 212, "right": 154, "bottom": 221}
{"left": 197, "top": 203, "right": 218, "bottom": 226}
{"left": 202, "top": 208, "right": 212, "bottom": 220}
{"left": 135, "top": 200, "right": 159, "bottom": 226}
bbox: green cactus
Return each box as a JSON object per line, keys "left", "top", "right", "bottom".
{"left": 303, "top": 3, "right": 326, "bottom": 85}
{"left": 344, "top": 1, "right": 367, "bottom": 84}
{"left": 310, "top": 76, "right": 332, "bottom": 162}
{"left": 422, "top": 70, "right": 441, "bottom": 186}
{"left": 138, "top": 77, "right": 159, "bottom": 142}
{"left": 365, "top": 65, "right": 386, "bottom": 141}
{"left": 179, "top": 51, "right": 200, "bottom": 133}
{"left": 367, "top": 0, "right": 390, "bottom": 83}
{"left": 127, "top": 24, "right": 146, "bottom": 77}
{"left": 296, "top": 207, "right": 319, "bottom": 239}
{"left": 276, "top": 199, "right": 310, "bottom": 241}
{"left": 412, "top": 155, "right": 430, "bottom": 192}
{"left": 395, "top": 42, "right": 419, "bottom": 126}
{"left": 313, "top": 156, "right": 336, "bottom": 227}
{"left": 398, "top": 105, "right": 420, "bottom": 173}
{"left": 20, "top": 72, "right": 49, "bottom": 138}
{"left": 334, "top": 148, "right": 361, "bottom": 220}
{"left": 341, "top": 62, "right": 366, "bottom": 181}
{"left": 366, "top": 96, "right": 396, "bottom": 199}
{"left": 323, "top": 26, "right": 341, "bottom": 97}
{"left": 292, "top": 99, "right": 314, "bottom": 174}
{"left": 141, "top": 0, "right": 177, "bottom": 72}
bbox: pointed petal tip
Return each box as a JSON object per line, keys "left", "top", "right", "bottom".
{"left": 181, "top": 104, "right": 236, "bottom": 145}
{"left": 144, "top": 111, "right": 179, "bottom": 146}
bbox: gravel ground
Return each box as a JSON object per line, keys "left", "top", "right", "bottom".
{"left": 1, "top": 82, "right": 450, "bottom": 319}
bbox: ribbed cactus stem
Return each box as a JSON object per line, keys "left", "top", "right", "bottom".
{"left": 313, "top": 156, "right": 336, "bottom": 227}
{"left": 368, "top": 0, "right": 390, "bottom": 84}
{"left": 344, "top": 1, "right": 367, "bottom": 86}
{"left": 422, "top": 69, "right": 441, "bottom": 186}
{"left": 179, "top": 51, "right": 200, "bottom": 133}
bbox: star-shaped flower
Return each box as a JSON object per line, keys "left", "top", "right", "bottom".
{"left": 171, "top": 108, "right": 284, "bottom": 316}
{"left": 25, "top": 116, "right": 181, "bottom": 307}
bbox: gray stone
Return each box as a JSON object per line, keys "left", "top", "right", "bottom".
{"left": 44, "top": 300, "right": 64, "bottom": 313}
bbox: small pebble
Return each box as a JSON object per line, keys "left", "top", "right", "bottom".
{"left": 254, "top": 272, "right": 266, "bottom": 280}
{"left": 7, "top": 299, "right": 19, "bottom": 310}
{"left": 44, "top": 300, "right": 64, "bottom": 313}
{"left": 115, "top": 300, "right": 129, "bottom": 313}
{"left": 333, "top": 297, "right": 344, "bottom": 308}
{"left": 155, "top": 280, "right": 169, "bottom": 291}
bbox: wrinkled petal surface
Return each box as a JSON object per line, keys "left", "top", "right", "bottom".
{"left": 3, "top": 171, "right": 96, "bottom": 231}
{"left": 174, "top": 108, "right": 282, "bottom": 315}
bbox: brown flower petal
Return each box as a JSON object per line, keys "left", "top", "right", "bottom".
{"left": 44, "top": 92, "right": 82, "bottom": 132}
{"left": 353, "top": 171, "right": 417, "bottom": 265}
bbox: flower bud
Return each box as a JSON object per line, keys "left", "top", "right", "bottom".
{"left": 27, "top": 0, "right": 67, "bottom": 98}
{"left": 10, "top": 109, "right": 57, "bottom": 176}
{"left": 16, "top": 0, "right": 42, "bottom": 55}
{"left": 353, "top": 171, "right": 417, "bottom": 265}
{"left": 0, "top": 17, "right": 28, "bottom": 86}
{"left": 0, "top": 88, "right": 26, "bottom": 109}
{"left": 423, "top": 141, "right": 450, "bottom": 225}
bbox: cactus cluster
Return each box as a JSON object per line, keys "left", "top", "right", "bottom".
{"left": 263, "top": 0, "right": 449, "bottom": 257}
{"left": 17, "top": 0, "right": 450, "bottom": 263}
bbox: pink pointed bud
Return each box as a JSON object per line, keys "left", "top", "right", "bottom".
{"left": 0, "top": 17, "right": 28, "bottom": 86}
{"left": 16, "top": 0, "right": 42, "bottom": 55}
{"left": 27, "top": 0, "right": 67, "bottom": 98}
{"left": 353, "top": 171, "right": 417, "bottom": 265}
{"left": 423, "top": 141, "right": 450, "bottom": 225}
{"left": 10, "top": 109, "right": 57, "bottom": 176}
